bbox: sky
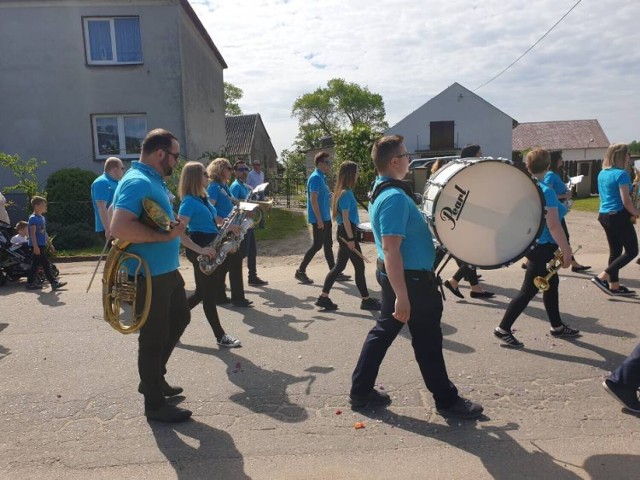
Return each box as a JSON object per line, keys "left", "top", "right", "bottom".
{"left": 189, "top": 0, "right": 640, "bottom": 157}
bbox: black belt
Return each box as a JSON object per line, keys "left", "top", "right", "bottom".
{"left": 376, "top": 258, "right": 436, "bottom": 280}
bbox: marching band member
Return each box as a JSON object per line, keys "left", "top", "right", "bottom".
{"left": 591, "top": 143, "right": 640, "bottom": 296}
{"left": 315, "top": 161, "right": 380, "bottom": 311}
{"left": 177, "top": 161, "right": 241, "bottom": 348}
{"left": 349, "top": 134, "right": 483, "bottom": 419}
{"left": 110, "top": 129, "right": 214, "bottom": 422}
{"left": 493, "top": 148, "right": 578, "bottom": 348}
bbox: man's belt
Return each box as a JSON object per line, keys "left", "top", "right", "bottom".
{"left": 376, "top": 258, "right": 436, "bottom": 281}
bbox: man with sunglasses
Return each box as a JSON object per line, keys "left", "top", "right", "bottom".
{"left": 230, "top": 160, "right": 268, "bottom": 287}
{"left": 110, "top": 128, "right": 215, "bottom": 422}
{"left": 91, "top": 156, "right": 125, "bottom": 242}
{"left": 295, "top": 151, "right": 350, "bottom": 284}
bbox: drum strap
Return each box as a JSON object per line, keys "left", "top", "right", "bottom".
{"left": 368, "top": 180, "right": 421, "bottom": 205}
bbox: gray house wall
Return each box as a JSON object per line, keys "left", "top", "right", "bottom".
{"left": 387, "top": 83, "right": 514, "bottom": 160}
{"left": 0, "top": 0, "right": 225, "bottom": 188}
{"left": 249, "top": 121, "right": 278, "bottom": 178}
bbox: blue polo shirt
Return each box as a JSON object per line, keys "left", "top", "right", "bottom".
{"left": 537, "top": 181, "right": 567, "bottom": 245}
{"left": 598, "top": 168, "right": 631, "bottom": 213}
{"left": 307, "top": 168, "right": 331, "bottom": 224}
{"left": 207, "top": 182, "right": 234, "bottom": 218}
{"left": 112, "top": 161, "right": 179, "bottom": 277}
{"left": 370, "top": 176, "right": 434, "bottom": 271}
{"left": 91, "top": 172, "right": 119, "bottom": 232}
{"left": 230, "top": 179, "right": 251, "bottom": 201}
{"left": 542, "top": 171, "right": 568, "bottom": 197}
{"left": 336, "top": 189, "right": 359, "bottom": 226}
{"left": 178, "top": 195, "right": 218, "bottom": 234}
{"left": 27, "top": 214, "right": 47, "bottom": 247}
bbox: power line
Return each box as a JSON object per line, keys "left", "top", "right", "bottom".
{"left": 474, "top": 0, "right": 583, "bottom": 91}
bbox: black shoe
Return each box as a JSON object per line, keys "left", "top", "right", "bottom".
{"left": 349, "top": 389, "right": 391, "bottom": 408}
{"left": 436, "top": 397, "right": 484, "bottom": 419}
{"left": 315, "top": 296, "right": 338, "bottom": 311}
{"left": 493, "top": 328, "right": 524, "bottom": 348}
{"left": 603, "top": 379, "right": 640, "bottom": 413}
{"left": 444, "top": 280, "right": 464, "bottom": 299}
{"left": 295, "top": 270, "right": 313, "bottom": 284}
{"left": 470, "top": 290, "right": 494, "bottom": 299}
{"left": 360, "top": 297, "right": 381, "bottom": 311}
{"left": 51, "top": 281, "right": 67, "bottom": 291}
{"left": 138, "top": 379, "right": 184, "bottom": 397}
{"left": 571, "top": 265, "right": 591, "bottom": 273}
{"left": 216, "top": 296, "right": 231, "bottom": 305}
{"left": 248, "top": 276, "right": 269, "bottom": 286}
{"left": 609, "top": 285, "right": 636, "bottom": 296}
{"left": 145, "top": 404, "right": 192, "bottom": 423}
{"left": 336, "top": 273, "right": 352, "bottom": 281}
{"left": 521, "top": 262, "right": 528, "bottom": 270}
{"left": 591, "top": 277, "right": 611, "bottom": 295}
{"left": 550, "top": 324, "right": 580, "bottom": 337}
{"left": 231, "top": 299, "right": 253, "bottom": 308}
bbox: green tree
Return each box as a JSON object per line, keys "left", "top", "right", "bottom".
{"left": 291, "top": 78, "right": 388, "bottom": 150}
{"left": 0, "top": 152, "right": 47, "bottom": 200}
{"left": 630, "top": 140, "right": 640, "bottom": 155}
{"left": 280, "top": 149, "right": 306, "bottom": 177}
{"left": 333, "top": 124, "right": 381, "bottom": 197}
{"left": 224, "top": 81, "right": 243, "bottom": 116}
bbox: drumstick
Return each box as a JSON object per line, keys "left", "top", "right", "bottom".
{"left": 338, "top": 236, "right": 370, "bottom": 263}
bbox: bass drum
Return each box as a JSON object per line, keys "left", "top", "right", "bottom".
{"left": 422, "top": 158, "right": 544, "bottom": 269}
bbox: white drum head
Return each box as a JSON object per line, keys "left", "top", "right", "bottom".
{"left": 423, "top": 159, "right": 544, "bottom": 268}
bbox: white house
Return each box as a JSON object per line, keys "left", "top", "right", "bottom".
{"left": 386, "top": 82, "right": 516, "bottom": 160}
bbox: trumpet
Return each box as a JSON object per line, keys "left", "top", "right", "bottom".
{"left": 533, "top": 245, "right": 582, "bottom": 291}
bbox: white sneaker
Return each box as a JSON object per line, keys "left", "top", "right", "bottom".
{"left": 217, "top": 334, "right": 241, "bottom": 348}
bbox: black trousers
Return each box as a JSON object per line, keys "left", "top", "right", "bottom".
{"left": 322, "top": 223, "right": 368, "bottom": 296}
{"left": 27, "top": 246, "right": 56, "bottom": 284}
{"left": 215, "top": 249, "right": 246, "bottom": 302}
{"left": 598, "top": 211, "right": 638, "bottom": 283}
{"left": 609, "top": 343, "right": 640, "bottom": 391}
{"left": 452, "top": 260, "right": 479, "bottom": 286}
{"left": 244, "top": 229, "right": 257, "bottom": 278}
{"left": 137, "top": 270, "right": 190, "bottom": 410}
{"left": 298, "top": 221, "right": 335, "bottom": 272}
{"left": 185, "top": 247, "right": 225, "bottom": 340}
{"left": 351, "top": 269, "right": 459, "bottom": 409}
{"left": 499, "top": 243, "right": 562, "bottom": 331}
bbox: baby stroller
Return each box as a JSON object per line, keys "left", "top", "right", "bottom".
{"left": 0, "top": 222, "right": 59, "bottom": 286}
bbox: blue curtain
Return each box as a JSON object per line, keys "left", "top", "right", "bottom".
{"left": 88, "top": 20, "right": 112, "bottom": 61}
{"left": 115, "top": 18, "right": 142, "bottom": 62}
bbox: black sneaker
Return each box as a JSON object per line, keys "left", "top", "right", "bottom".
{"left": 349, "top": 389, "right": 391, "bottom": 408}
{"left": 609, "top": 285, "right": 636, "bottom": 296}
{"left": 315, "top": 296, "right": 338, "bottom": 311}
{"left": 436, "top": 397, "right": 484, "bottom": 419}
{"left": 231, "top": 299, "right": 253, "bottom": 308}
{"left": 217, "top": 334, "right": 242, "bottom": 348}
{"left": 550, "top": 324, "right": 580, "bottom": 337}
{"left": 248, "top": 276, "right": 269, "bottom": 286}
{"left": 591, "top": 277, "right": 611, "bottom": 295}
{"left": 25, "top": 283, "right": 43, "bottom": 290}
{"left": 336, "top": 273, "right": 351, "bottom": 281}
{"left": 295, "top": 270, "right": 313, "bottom": 284}
{"left": 493, "top": 328, "right": 524, "bottom": 348}
{"left": 360, "top": 297, "right": 381, "bottom": 311}
{"left": 602, "top": 379, "right": 640, "bottom": 413}
{"left": 51, "top": 281, "right": 67, "bottom": 291}
{"left": 145, "top": 404, "right": 192, "bottom": 423}
{"left": 138, "top": 379, "right": 184, "bottom": 397}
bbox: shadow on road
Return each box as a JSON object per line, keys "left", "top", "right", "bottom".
{"left": 149, "top": 419, "right": 249, "bottom": 480}
{"left": 0, "top": 323, "right": 9, "bottom": 361}
{"left": 583, "top": 454, "right": 640, "bottom": 480}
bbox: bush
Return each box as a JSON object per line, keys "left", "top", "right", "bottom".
{"left": 45, "top": 168, "right": 98, "bottom": 229}
{"left": 50, "top": 222, "right": 101, "bottom": 250}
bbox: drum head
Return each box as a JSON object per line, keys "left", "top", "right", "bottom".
{"left": 423, "top": 159, "right": 544, "bottom": 268}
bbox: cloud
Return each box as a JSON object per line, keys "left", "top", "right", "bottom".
{"left": 191, "top": 0, "right": 640, "bottom": 154}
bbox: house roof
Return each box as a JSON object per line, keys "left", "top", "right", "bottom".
{"left": 225, "top": 114, "right": 260, "bottom": 155}
{"left": 513, "top": 119, "right": 609, "bottom": 151}
{"left": 179, "top": 0, "right": 227, "bottom": 68}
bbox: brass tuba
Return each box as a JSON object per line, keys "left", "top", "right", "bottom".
{"left": 102, "top": 198, "right": 172, "bottom": 334}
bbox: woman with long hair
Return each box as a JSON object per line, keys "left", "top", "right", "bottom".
{"left": 206, "top": 158, "right": 252, "bottom": 308}
{"left": 493, "top": 148, "right": 579, "bottom": 348}
{"left": 442, "top": 144, "right": 494, "bottom": 299}
{"left": 178, "top": 161, "right": 241, "bottom": 347}
{"left": 542, "top": 151, "right": 590, "bottom": 272}
{"left": 315, "top": 161, "right": 380, "bottom": 311}
{"left": 591, "top": 143, "right": 640, "bottom": 296}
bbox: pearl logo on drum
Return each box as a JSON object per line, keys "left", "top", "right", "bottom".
{"left": 439, "top": 184, "right": 469, "bottom": 230}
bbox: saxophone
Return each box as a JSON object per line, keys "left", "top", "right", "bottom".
{"left": 102, "top": 198, "right": 172, "bottom": 334}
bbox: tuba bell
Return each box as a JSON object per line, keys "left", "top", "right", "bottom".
{"left": 102, "top": 198, "right": 172, "bottom": 334}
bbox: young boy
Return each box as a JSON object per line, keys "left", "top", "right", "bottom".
{"left": 11, "top": 220, "right": 28, "bottom": 246}
{"left": 26, "top": 196, "right": 66, "bottom": 291}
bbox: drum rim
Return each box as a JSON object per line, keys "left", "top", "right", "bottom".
{"left": 423, "top": 159, "right": 546, "bottom": 269}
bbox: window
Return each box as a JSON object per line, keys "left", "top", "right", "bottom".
{"left": 83, "top": 17, "right": 143, "bottom": 65}
{"left": 92, "top": 114, "right": 147, "bottom": 159}
{"left": 430, "top": 121, "right": 455, "bottom": 150}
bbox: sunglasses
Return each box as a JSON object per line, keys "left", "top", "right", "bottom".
{"left": 236, "top": 167, "right": 250, "bottom": 172}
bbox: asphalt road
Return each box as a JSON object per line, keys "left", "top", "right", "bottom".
{"left": 1, "top": 211, "right": 639, "bottom": 479}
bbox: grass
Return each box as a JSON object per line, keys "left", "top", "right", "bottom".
{"left": 53, "top": 208, "right": 308, "bottom": 257}
{"left": 571, "top": 196, "right": 600, "bottom": 213}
